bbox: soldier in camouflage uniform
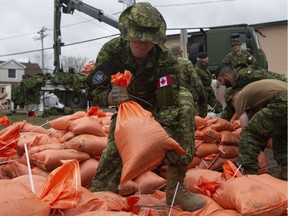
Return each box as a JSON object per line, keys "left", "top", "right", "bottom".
{"left": 215, "top": 65, "right": 288, "bottom": 120}
{"left": 222, "top": 38, "right": 258, "bottom": 70}
{"left": 169, "top": 44, "right": 205, "bottom": 116}
{"left": 231, "top": 79, "right": 287, "bottom": 180}
{"left": 193, "top": 52, "right": 223, "bottom": 117}
{"left": 85, "top": 3, "right": 206, "bottom": 212}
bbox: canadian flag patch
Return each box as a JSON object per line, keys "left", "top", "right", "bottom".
{"left": 157, "top": 75, "right": 172, "bottom": 88}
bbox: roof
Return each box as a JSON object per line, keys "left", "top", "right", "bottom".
{"left": 0, "top": 59, "right": 42, "bottom": 76}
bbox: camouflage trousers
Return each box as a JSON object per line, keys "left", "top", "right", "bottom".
{"left": 90, "top": 91, "right": 195, "bottom": 193}
{"left": 239, "top": 95, "right": 287, "bottom": 173}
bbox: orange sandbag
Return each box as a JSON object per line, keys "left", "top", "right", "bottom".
{"left": 2, "top": 160, "right": 29, "bottom": 178}
{"left": 217, "top": 144, "right": 238, "bottom": 159}
{"left": 212, "top": 176, "right": 287, "bottom": 215}
{"left": 11, "top": 174, "right": 46, "bottom": 197}
{"left": 20, "top": 121, "right": 49, "bottom": 134}
{"left": 64, "top": 134, "right": 108, "bottom": 157}
{"left": 47, "top": 128, "right": 67, "bottom": 139}
{"left": 59, "top": 187, "right": 108, "bottom": 216}
{"left": 0, "top": 122, "right": 21, "bottom": 157}
{"left": 127, "top": 190, "right": 167, "bottom": 215}
{"left": 207, "top": 118, "right": 233, "bottom": 132}
{"left": 188, "top": 155, "right": 201, "bottom": 169}
{"left": 29, "top": 149, "right": 90, "bottom": 171}
{"left": 133, "top": 171, "right": 166, "bottom": 194}
{"left": 48, "top": 111, "right": 87, "bottom": 131}
{"left": 247, "top": 174, "right": 288, "bottom": 198}
{"left": 184, "top": 168, "right": 223, "bottom": 194}
{"left": 80, "top": 158, "right": 99, "bottom": 187}
{"left": 92, "top": 191, "right": 129, "bottom": 211}
{"left": 17, "top": 132, "right": 60, "bottom": 156}
{"left": 195, "top": 116, "right": 207, "bottom": 130}
{"left": 195, "top": 143, "right": 219, "bottom": 158}
{"left": 40, "top": 159, "right": 82, "bottom": 209}
{"left": 115, "top": 101, "right": 185, "bottom": 186}
{"left": 231, "top": 127, "right": 241, "bottom": 139}
{"left": 201, "top": 128, "right": 220, "bottom": 143}
{"left": 219, "top": 131, "right": 239, "bottom": 145}
{"left": 0, "top": 115, "right": 11, "bottom": 126}
{"left": 208, "top": 209, "right": 240, "bottom": 216}
{"left": 0, "top": 180, "right": 51, "bottom": 215}
{"left": 76, "top": 211, "right": 137, "bottom": 216}
{"left": 69, "top": 116, "right": 106, "bottom": 137}
{"left": 221, "top": 160, "right": 243, "bottom": 180}
{"left": 59, "top": 131, "right": 76, "bottom": 143}
{"left": 118, "top": 180, "right": 138, "bottom": 196}
{"left": 87, "top": 106, "right": 107, "bottom": 117}
{"left": 171, "top": 194, "right": 223, "bottom": 216}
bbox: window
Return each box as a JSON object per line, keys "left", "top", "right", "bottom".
{"left": 8, "top": 69, "right": 16, "bottom": 78}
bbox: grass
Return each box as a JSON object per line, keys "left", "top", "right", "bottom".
{"left": 0, "top": 110, "right": 60, "bottom": 130}
{"left": 0, "top": 107, "right": 116, "bottom": 131}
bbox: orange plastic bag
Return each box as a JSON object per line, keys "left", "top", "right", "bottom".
{"left": 39, "top": 159, "right": 81, "bottom": 209}
{"left": 112, "top": 71, "right": 185, "bottom": 185}
{"left": 212, "top": 176, "right": 287, "bottom": 215}
{"left": 115, "top": 101, "right": 185, "bottom": 186}
{"left": 0, "top": 115, "right": 11, "bottom": 126}
{"left": 48, "top": 111, "right": 87, "bottom": 131}
{"left": 87, "top": 106, "right": 107, "bottom": 117}
{"left": 0, "top": 122, "right": 21, "bottom": 157}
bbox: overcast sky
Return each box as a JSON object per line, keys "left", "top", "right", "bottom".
{"left": 0, "top": 0, "right": 287, "bottom": 67}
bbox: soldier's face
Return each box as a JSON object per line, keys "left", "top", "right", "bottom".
{"left": 217, "top": 74, "right": 234, "bottom": 88}
{"left": 130, "top": 40, "right": 154, "bottom": 60}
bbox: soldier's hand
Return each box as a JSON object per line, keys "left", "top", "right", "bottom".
{"left": 108, "top": 85, "right": 129, "bottom": 105}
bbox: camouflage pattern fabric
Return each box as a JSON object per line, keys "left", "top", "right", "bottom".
{"left": 194, "top": 62, "right": 223, "bottom": 117}
{"left": 222, "top": 49, "right": 258, "bottom": 69}
{"left": 118, "top": 2, "right": 166, "bottom": 44}
{"left": 176, "top": 57, "right": 205, "bottom": 116}
{"left": 221, "top": 66, "right": 288, "bottom": 120}
{"left": 239, "top": 96, "right": 287, "bottom": 173}
{"left": 87, "top": 37, "right": 196, "bottom": 192}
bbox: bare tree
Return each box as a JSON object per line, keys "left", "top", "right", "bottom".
{"left": 60, "top": 55, "right": 89, "bottom": 73}
{"left": 33, "top": 52, "right": 54, "bottom": 74}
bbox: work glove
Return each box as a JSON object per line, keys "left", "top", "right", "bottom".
{"left": 163, "top": 150, "right": 181, "bottom": 165}
{"left": 108, "top": 85, "right": 129, "bottom": 105}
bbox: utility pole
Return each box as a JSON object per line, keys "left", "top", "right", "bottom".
{"left": 35, "top": 27, "right": 48, "bottom": 73}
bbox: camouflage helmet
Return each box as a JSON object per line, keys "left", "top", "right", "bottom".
{"left": 118, "top": 2, "right": 167, "bottom": 44}
{"left": 231, "top": 38, "right": 242, "bottom": 47}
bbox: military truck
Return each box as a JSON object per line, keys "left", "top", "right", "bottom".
{"left": 187, "top": 24, "right": 268, "bottom": 73}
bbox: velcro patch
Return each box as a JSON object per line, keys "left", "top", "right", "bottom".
{"left": 92, "top": 71, "right": 106, "bottom": 84}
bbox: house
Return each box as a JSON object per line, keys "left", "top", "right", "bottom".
{"left": 0, "top": 59, "right": 42, "bottom": 85}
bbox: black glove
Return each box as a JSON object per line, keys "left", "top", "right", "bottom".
{"left": 110, "top": 85, "right": 129, "bottom": 105}
{"left": 163, "top": 150, "right": 181, "bottom": 165}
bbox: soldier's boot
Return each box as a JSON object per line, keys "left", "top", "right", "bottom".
{"left": 166, "top": 164, "right": 206, "bottom": 212}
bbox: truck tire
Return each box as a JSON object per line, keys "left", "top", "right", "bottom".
{"left": 188, "top": 43, "right": 204, "bottom": 65}
{"left": 65, "top": 91, "right": 87, "bottom": 109}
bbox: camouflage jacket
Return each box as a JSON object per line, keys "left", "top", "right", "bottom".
{"left": 222, "top": 50, "right": 258, "bottom": 69}
{"left": 85, "top": 36, "right": 193, "bottom": 112}
{"left": 193, "top": 62, "right": 215, "bottom": 93}
{"left": 221, "top": 65, "right": 288, "bottom": 120}
{"left": 176, "top": 57, "right": 205, "bottom": 103}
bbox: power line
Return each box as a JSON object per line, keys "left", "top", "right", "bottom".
{"left": 0, "top": 33, "right": 119, "bottom": 58}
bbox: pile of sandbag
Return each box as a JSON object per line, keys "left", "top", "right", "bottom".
{"left": 0, "top": 106, "right": 287, "bottom": 216}
{"left": 189, "top": 115, "right": 269, "bottom": 173}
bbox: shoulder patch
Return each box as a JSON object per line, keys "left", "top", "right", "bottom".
{"left": 92, "top": 71, "right": 106, "bottom": 84}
